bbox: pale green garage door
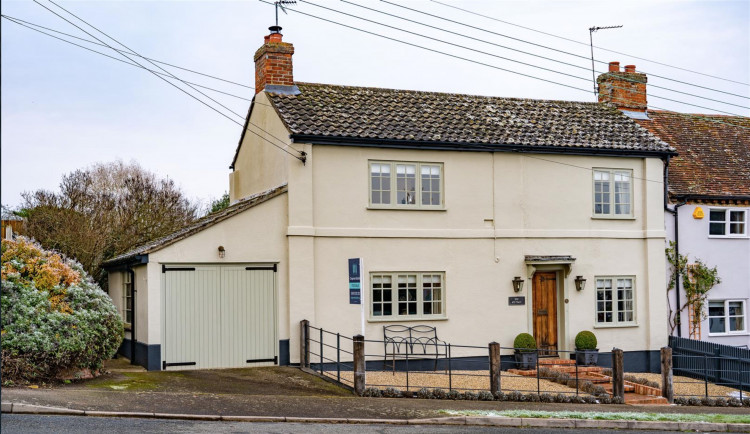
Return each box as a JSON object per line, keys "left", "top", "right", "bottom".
{"left": 162, "top": 264, "right": 277, "bottom": 370}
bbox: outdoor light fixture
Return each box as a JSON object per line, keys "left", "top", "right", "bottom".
{"left": 512, "top": 276, "right": 524, "bottom": 293}
{"left": 218, "top": 246, "right": 226, "bottom": 258}
{"left": 575, "top": 275, "right": 587, "bottom": 291}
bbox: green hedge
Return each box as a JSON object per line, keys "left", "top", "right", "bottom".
{"left": 1, "top": 237, "right": 123, "bottom": 383}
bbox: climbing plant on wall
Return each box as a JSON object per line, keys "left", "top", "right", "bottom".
{"left": 666, "top": 241, "right": 721, "bottom": 336}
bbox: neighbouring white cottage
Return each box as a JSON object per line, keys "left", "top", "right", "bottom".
{"left": 104, "top": 28, "right": 674, "bottom": 372}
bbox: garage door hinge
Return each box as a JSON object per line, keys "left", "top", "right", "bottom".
{"left": 245, "top": 264, "right": 277, "bottom": 272}
{"left": 162, "top": 265, "right": 197, "bottom": 273}
{"left": 245, "top": 356, "right": 278, "bottom": 364}
{"left": 162, "top": 361, "right": 197, "bottom": 369}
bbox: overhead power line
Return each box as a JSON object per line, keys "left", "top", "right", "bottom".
{"left": 33, "top": 0, "right": 304, "bottom": 162}
{"left": 379, "top": 0, "right": 750, "bottom": 102}
{"left": 297, "top": 0, "right": 749, "bottom": 116}
{"left": 430, "top": 0, "right": 750, "bottom": 87}
{"left": 3, "top": 15, "right": 254, "bottom": 90}
{"left": 271, "top": 1, "right": 749, "bottom": 129}
{"left": 2, "top": 15, "right": 252, "bottom": 101}
{"left": 338, "top": 0, "right": 749, "bottom": 110}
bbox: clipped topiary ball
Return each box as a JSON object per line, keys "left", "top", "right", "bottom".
{"left": 574, "top": 331, "right": 598, "bottom": 350}
{"left": 514, "top": 333, "right": 537, "bottom": 350}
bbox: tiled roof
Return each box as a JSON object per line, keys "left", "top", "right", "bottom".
{"left": 266, "top": 83, "right": 674, "bottom": 154}
{"left": 635, "top": 111, "right": 750, "bottom": 198}
{"left": 103, "top": 185, "right": 287, "bottom": 267}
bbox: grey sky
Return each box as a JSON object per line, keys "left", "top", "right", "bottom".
{"left": 2, "top": 0, "right": 748, "bottom": 210}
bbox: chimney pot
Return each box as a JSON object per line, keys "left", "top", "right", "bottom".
{"left": 624, "top": 64, "right": 636, "bottom": 73}
{"left": 608, "top": 61, "right": 620, "bottom": 72}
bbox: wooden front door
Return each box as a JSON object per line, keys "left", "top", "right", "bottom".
{"left": 532, "top": 272, "right": 558, "bottom": 355}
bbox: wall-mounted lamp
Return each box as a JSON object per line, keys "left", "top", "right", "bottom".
{"left": 575, "top": 275, "right": 587, "bottom": 291}
{"left": 512, "top": 276, "right": 524, "bottom": 293}
{"left": 218, "top": 246, "right": 226, "bottom": 258}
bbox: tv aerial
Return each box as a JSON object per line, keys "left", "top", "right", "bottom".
{"left": 271, "top": 0, "right": 297, "bottom": 32}
{"left": 589, "top": 25, "right": 623, "bottom": 99}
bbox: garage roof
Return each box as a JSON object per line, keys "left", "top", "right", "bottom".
{"left": 103, "top": 184, "right": 287, "bottom": 268}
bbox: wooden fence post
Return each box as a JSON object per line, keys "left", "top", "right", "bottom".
{"left": 612, "top": 348, "right": 625, "bottom": 401}
{"left": 661, "top": 347, "right": 674, "bottom": 403}
{"left": 300, "top": 320, "right": 309, "bottom": 369}
{"left": 354, "top": 334, "right": 365, "bottom": 396}
{"left": 489, "top": 342, "right": 501, "bottom": 396}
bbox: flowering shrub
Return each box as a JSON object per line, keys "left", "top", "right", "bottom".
{"left": 1, "top": 237, "right": 123, "bottom": 382}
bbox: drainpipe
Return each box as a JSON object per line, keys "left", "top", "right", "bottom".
{"left": 127, "top": 267, "right": 137, "bottom": 365}
{"left": 663, "top": 156, "right": 687, "bottom": 337}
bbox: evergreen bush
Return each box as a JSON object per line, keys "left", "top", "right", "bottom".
{"left": 574, "top": 331, "right": 598, "bottom": 350}
{"left": 1, "top": 237, "right": 123, "bottom": 383}
{"left": 513, "top": 333, "right": 537, "bottom": 352}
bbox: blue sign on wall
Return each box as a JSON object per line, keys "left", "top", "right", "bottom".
{"left": 349, "top": 258, "right": 361, "bottom": 304}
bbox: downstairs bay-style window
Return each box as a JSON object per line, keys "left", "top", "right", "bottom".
{"left": 371, "top": 272, "right": 445, "bottom": 320}
{"left": 595, "top": 276, "right": 635, "bottom": 326}
{"left": 709, "top": 209, "right": 747, "bottom": 237}
{"left": 593, "top": 169, "right": 633, "bottom": 218}
{"left": 708, "top": 300, "right": 746, "bottom": 335}
{"left": 369, "top": 161, "right": 443, "bottom": 209}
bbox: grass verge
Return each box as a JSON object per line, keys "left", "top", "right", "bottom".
{"left": 441, "top": 409, "right": 750, "bottom": 424}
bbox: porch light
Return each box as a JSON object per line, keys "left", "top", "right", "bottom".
{"left": 512, "top": 276, "right": 524, "bottom": 293}
{"left": 575, "top": 275, "right": 587, "bottom": 291}
{"left": 218, "top": 246, "right": 226, "bottom": 258}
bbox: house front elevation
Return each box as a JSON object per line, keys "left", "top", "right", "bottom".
{"left": 104, "top": 29, "right": 676, "bottom": 372}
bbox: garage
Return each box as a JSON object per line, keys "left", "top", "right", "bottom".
{"left": 162, "top": 264, "right": 277, "bottom": 370}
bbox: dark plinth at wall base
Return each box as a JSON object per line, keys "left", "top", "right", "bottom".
{"left": 279, "top": 339, "right": 290, "bottom": 366}
{"left": 117, "top": 339, "right": 161, "bottom": 371}
{"left": 588, "top": 350, "right": 661, "bottom": 373}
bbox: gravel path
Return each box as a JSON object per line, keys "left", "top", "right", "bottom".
{"left": 328, "top": 370, "right": 742, "bottom": 398}
{"left": 632, "top": 373, "right": 741, "bottom": 398}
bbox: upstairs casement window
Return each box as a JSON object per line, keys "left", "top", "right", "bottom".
{"left": 369, "top": 161, "right": 443, "bottom": 209}
{"left": 709, "top": 209, "right": 747, "bottom": 237}
{"left": 593, "top": 169, "right": 633, "bottom": 218}
{"left": 370, "top": 272, "right": 445, "bottom": 320}
{"left": 708, "top": 300, "right": 746, "bottom": 335}
{"left": 595, "top": 276, "right": 636, "bottom": 326}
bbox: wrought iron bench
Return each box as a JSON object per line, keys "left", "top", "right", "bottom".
{"left": 383, "top": 325, "right": 447, "bottom": 372}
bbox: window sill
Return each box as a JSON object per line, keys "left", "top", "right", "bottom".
{"left": 593, "top": 323, "right": 639, "bottom": 329}
{"left": 368, "top": 316, "right": 448, "bottom": 323}
{"left": 707, "top": 235, "right": 748, "bottom": 239}
{"left": 367, "top": 206, "right": 447, "bottom": 212}
{"left": 591, "top": 216, "right": 636, "bottom": 221}
{"left": 708, "top": 332, "right": 749, "bottom": 337}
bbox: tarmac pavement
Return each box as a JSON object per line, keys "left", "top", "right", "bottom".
{"left": 2, "top": 358, "right": 749, "bottom": 431}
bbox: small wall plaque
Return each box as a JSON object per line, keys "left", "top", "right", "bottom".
{"left": 509, "top": 296, "right": 525, "bottom": 306}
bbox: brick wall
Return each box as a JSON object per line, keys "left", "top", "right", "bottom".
{"left": 597, "top": 62, "right": 648, "bottom": 112}
{"left": 254, "top": 32, "right": 295, "bottom": 94}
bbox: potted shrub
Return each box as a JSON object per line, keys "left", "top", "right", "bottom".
{"left": 513, "top": 333, "right": 538, "bottom": 370}
{"left": 574, "top": 330, "right": 599, "bottom": 366}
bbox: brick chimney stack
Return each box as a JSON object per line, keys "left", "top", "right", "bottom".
{"left": 597, "top": 61, "right": 647, "bottom": 113}
{"left": 254, "top": 26, "right": 295, "bottom": 94}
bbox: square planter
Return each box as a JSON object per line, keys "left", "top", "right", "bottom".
{"left": 575, "top": 349, "right": 599, "bottom": 366}
{"left": 514, "top": 351, "right": 538, "bottom": 370}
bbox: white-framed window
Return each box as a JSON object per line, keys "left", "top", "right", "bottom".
{"left": 593, "top": 169, "right": 633, "bottom": 218}
{"left": 708, "top": 300, "right": 746, "bottom": 335}
{"left": 595, "top": 276, "right": 636, "bottom": 325}
{"left": 370, "top": 272, "right": 445, "bottom": 320}
{"left": 369, "top": 161, "right": 443, "bottom": 209}
{"left": 123, "top": 273, "right": 133, "bottom": 326}
{"left": 709, "top": 209, "right": 747, "bottom": 237}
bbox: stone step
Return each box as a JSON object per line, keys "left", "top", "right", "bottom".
{"left": 621, "top": 392, "right": 669, "bottom": 405}
{"left": 508, "top": 366, "right": 603, "bottom": 377}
